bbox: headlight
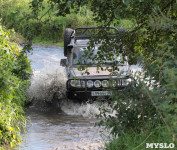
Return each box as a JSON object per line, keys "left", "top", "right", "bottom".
{"left": 110, "top": 80, "right": 117, "bottom": 87}
{"left": 81, "top": 80, "right": 86, "bottom": 88}
{"left": 94, "top": 80, "right": 101, "bottom": 88}
{"left": 87, "top": 80, "right": 93, "bottom": 88}
{"left": 70, "top": 80, "right": 81, "bottom": 87}
{"left": 117, "top": 79, "right": 121, "bottom": 86}
{"left": 122, "top": 78, "right": 132, "bottom": 86}
{"left": 102, "top": 80, "right": 109, "bottom": 87}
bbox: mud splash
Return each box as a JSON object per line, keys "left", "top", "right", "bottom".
{"left": 26, "top": 65, "right": 106, "bottom": 118}
{"left": 27, "top": 67, "right": 66, "bottom": 102}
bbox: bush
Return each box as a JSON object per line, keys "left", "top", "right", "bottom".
{"left": 0, "top": 24, "right": 32, "bottom": 148}
{"left": 98, "top": 71, "right": 177, "bottom": 149}
{"left": 98, "top": 63, "right": 177, "bottom": 149}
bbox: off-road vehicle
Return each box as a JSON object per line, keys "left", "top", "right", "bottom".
{"left": 60, "top": 27, "right": 133, "bottom": 101}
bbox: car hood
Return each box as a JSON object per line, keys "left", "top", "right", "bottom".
{"left": 69, "top": 66, "right": 130, "bottom": 78}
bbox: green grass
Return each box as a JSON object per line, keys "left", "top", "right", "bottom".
{"left": 56, "top": 42, "right": 64, "bottom": 47}
{"left": 105, "top": 125, "right": 176, "bottom": 150}
{"left": 32, "top": 36, "right": 64, "bottom": 47}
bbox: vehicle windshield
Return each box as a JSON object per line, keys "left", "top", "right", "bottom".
{"left": 73, "top": 47, "right": 127, "bottom": 66}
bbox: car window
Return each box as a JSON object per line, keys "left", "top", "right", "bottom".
{"left": 72, "top": 47, "right": 127, "bottom": 65}
{"left": 73, "top": 50, "right": 93, "bottom": 65}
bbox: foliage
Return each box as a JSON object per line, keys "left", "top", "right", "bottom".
{"left": 0, "top": 24, "right": 32, "bottom": 147}
{"left": 0, "top": 0, "right": 97, "bottom": 45}
{"left": 98, "top": 70, "right": 177, "bottom": 148}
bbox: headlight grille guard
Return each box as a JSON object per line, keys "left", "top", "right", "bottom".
{"left": 67, "top": 77, "right": 134, "bottom": 90}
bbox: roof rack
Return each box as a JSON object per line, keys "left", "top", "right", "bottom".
{"left": 73, "top": 27, "right": 125, "bottom": 40}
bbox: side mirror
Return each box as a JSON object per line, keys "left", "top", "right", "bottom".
{"left": 67, "top": 44, "right": 73, "bottom": 49}
{"left": 60, "top": 59, "right": 67, "bottom": 67}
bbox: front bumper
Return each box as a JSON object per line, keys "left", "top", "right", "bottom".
{"left": 66, "top": 90, "right": 112, "bottom": 101}
{"left": 66, "top": 77, "right": 134, "bottom": 101}
{"left": 67, "top": 91, "right": 94, "bottom": 100}
{"left": 66, "top": 88, "right": 125, "bottom": 101}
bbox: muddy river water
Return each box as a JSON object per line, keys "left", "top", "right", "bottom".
{"left": 18, "top": 107, "right": 105, "bottom": 150}
{"left": 15, "top": 45, "right": 141, "bottom": 150}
